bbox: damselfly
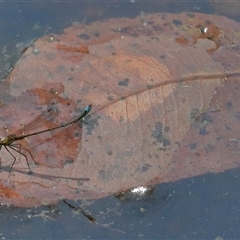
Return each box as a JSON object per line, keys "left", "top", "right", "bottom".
{"left": 0, "top": 105, "right": 92, "bottom": 174}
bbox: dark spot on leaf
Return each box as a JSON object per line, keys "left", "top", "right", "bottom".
{"left": 107, "top": 151, "right": 113, "bottom": 156}
{"left": 45, "top": 114, "right": 56, "bottom": 123}
{"left": 152, "top": 25, "right": 162, "bottom": 31}
{"left": 35, "top": 106, "right": 43, "bottom": 111}
{"left": 67, "top": 77, "right": 74, "bottom": 81}
{"left": 195, "top": 152, "right": 201, "bottom": 157}
{"left": 226, "top": 101, "right": 232, "bottom": 110}
{"left": 98, "top": 169, "right": 111, "bottom": 181}
{"left": 234, "top": 112, "right": 240, "bottom": 120}
{"left": 190, "top": 108, "right": 200, "bottom": 121}
{"left": 94, "top": 32, "right": 100, "bottom": 37}
{"left": 74, "top": 132, "right": 80, "bottom": 137}
{"left": 225, "top": 124, "right": 231, "bottom": 131}
{"left": 159, "top": 54, "right": 166, "bottom": 59}
{"left": 152, "top": 122, "right": 163, "bottom": 137}
{"left": 142, "top": 163, "right": 152, "bottom": 172}
{"left": 81, "top": 85, "right": 90, "bottom": 94}
{"left": 63, "top": 158, "right": 74, "bottom": 166}
{"left": 216, "top": 136, "right": 223, "bottom": 141}
{"left": 204, "top": 114, "right": 213, "bottom": 123}
{"left": 189, "top": 143, "right": 197, "bottom": 150}
{"left": 162, "top": 139, "right": 171, "bottom": 147}
{"left": 172, "top": 19, "right": 183, "bottom": 26}
{"left": 108, "top": 95, "right": 114, "bottom": 101}
{"left": 146, "top": 84, "right": 152, "bottom": 89}
{"left": 84, "top": 117, "right": 98, "bottom": 135}
{"left": 118, "top": 78, "right": 130, "bottom": 87}
{"left": 199, "top": 126, "right": 209, "bottom": 136}
{"left": 191, "top": 110, "right": 213, "bottom": 136}
{"left": 77, "top": 33, "right": 91, "bottom": 40}
{"left": 152, "top": 122, "right": 171, "bottom": 147}
{"left": 47, "top": 72, "right": 54, "bottom": 79}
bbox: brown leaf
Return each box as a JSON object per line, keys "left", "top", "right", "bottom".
{"left": 0, "top": 12, "right": 240, "bottom": 207}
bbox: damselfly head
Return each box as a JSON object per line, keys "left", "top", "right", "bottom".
{"left": 85, "top": 105, "right": 92, "bottom": 113}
